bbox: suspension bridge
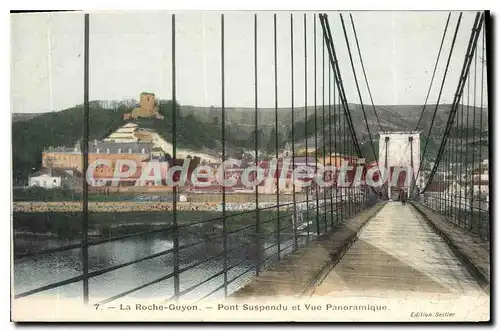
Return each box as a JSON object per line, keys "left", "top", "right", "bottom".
{"left": 13, "top": 11, "right": 489, "bottom": 316}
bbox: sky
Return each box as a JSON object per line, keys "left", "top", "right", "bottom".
{"left": 10, "top": 11, "right": 488, "bottom": 114}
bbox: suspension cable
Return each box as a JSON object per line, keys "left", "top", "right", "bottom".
{"left": 414, "top": 13, "right": 452, "bottom": 132}
{"left": 339, "top": 13, "right": 378, "bottom": 165}
{"left": 349, "top": 13, "right": 386, "bottom": 134}
{"left": 421, "top": 12, "right": 484, "bottom": 194}
{"left": 319, "top": 13, "right": 363, "bottom": 158}
{"left": 478, "top": 20, "right": 485, "bottom": 213}
{"left": 412, "top": 12, "right": 463, "bottom": 195}
{"left": 342, "top": 13, "right": 385, "bottom": 197}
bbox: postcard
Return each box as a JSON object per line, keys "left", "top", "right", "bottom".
{"left": 11, "top": 10, "right": 490, "bottom": 322}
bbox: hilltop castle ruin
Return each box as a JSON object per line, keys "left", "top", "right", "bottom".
{"left": 123, "top": 92, "right": 164, "bottom": 120}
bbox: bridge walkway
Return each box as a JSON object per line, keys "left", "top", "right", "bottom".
{"left": 311, "top": 202, "right": 487, "bottom": 300}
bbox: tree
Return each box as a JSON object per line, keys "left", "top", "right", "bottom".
{"left": 267, "top": 128, "right": 278, "bottom": 153}
{"left": 211, "top": 116, "right": 220, "bottom": 127}
{"left": 248, "top": 128, "right": 266, "bottom": 151}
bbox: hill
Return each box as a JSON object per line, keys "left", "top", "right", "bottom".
{"left": 12, "top": 101, "right": 254, "bottom": 182}
{"left": 12, "top": 104, "right": 129, "bottom": 182}
{"left": 11, "top": 113, "right": 41, "bottom": 123}
{"left": 12, "top": 101, "right": 488, "bottom": 183}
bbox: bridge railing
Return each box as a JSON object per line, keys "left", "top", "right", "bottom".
{"left": 418, "top": 13, "right": 489, "bottom": 242}
{"left": 14, "top": 196, "right": 375, "bottom": 302}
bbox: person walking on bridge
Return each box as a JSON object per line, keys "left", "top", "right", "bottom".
{"left": 399, "top": 188, "right": 406, "bottom": 205}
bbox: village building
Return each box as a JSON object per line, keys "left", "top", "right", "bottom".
{"left": 42, "top": 141, "right": 151, "bottom": 174}
{"left": 28, "top": 167, "right": 82, "bottom": 189}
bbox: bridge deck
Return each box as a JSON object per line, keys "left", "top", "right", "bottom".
{"left": 312, "top": 202, "right": 487, "bottom": 299}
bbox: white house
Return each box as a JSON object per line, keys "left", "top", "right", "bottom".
{"left": 28, "top": 168, "right": 79, "bottom": 189}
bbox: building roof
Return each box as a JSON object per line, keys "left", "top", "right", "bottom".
{"left": 110, "top": 129, "right": 136, "bottom": 134}
{"left": 91, "top": 141, "right": 151, "bottom": 154}
{"left": 114, "top": 127, "right": 137, "bottom": 132}
{"left": 30, "top": 167, "right": 81, "bottom": 178}
{"left": 44, "top": 146, "right": 80, "bottom": 153}
{"left": 45, "top": 141, "right": 151, "bottom": 154}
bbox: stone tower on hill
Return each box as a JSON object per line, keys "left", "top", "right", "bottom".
{"left": 123, "top": 92, "right": 164, "bottom": 120}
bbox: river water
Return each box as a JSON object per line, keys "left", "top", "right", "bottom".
{"left": 13, "top": 230, "right": 312, "bottom": 303}
{"left": 13, "top": 200, "right": 343, "bottom": 303}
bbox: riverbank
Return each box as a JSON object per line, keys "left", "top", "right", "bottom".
{"left": 13, "top": 201, "right": 218, "bottom": 213}
{"left": 12, "top": 209, "right": 310, "bottom": 240}
{"left": 13, "top": 200, "right": 316, "bottom": 213}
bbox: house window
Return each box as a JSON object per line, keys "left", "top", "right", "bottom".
{"left": 118, "top": 149, "right": 122, "bottom": 154}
